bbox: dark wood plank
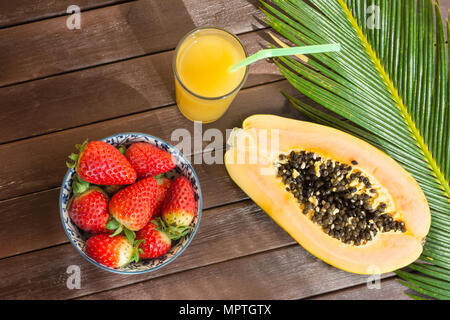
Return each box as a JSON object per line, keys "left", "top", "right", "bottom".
{"left": 0, "top": 161, "right": 247, "bottom": 259}
{"left": 309, "top": 277, "right": 411, "bottom": 300}
{"left": 1, "top": 0, "right": 447, "bottom": 87}
{"left": 0, "top": 196, "right": 393, "bottom": 300}
{"left": 0, "top": 0, "right": 264, "bottom": 86}
{"left": 0, "top": 200, "right": 296, "bottom": 299}
{"left": 0, "top": 30, "right": 281, "bottom": 144}
{"left": 0, "top": 80, "right": 303, "bottom": 201}
{"left": 0, "top": 188, "right": 63, "bottom": 259}
{"left": 81, "top": 246, "right": 392, "bottom": 300}
{"left": 0, "top": 0, "right": 130, "bottom": 28}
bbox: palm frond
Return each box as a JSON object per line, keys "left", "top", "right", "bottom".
{"left": 260, "top": 0, "right": 449, "bottom": 299}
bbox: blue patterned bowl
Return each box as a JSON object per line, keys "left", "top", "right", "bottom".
{"left": 59, "top": 133, "right": 202, "bottom": 274}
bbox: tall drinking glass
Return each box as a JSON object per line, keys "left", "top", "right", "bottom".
{"left": 173, "top": 27, "right": 249, "bottom": 123}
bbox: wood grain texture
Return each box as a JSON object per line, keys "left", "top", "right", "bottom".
{"left": 0, "top": 0, "right": 130, "bottom": 28}
{"left": 0, "top": 161, "right": 248, "bottom": 259}
{"left": 0, "top": 30, "right": 281, "bottom": 144}
{"left": 0, "top": 188, "right": 63, "bottom": 259}
{"left": 0, "top": 80, "right": 303, "bottom": 201}
{"left": 0, "top": 0, "right": 264, "bottom": 86}
{"left": 309, "top": 277, "right": 412, "bottom": 300}
{"left": 81, "top": 246, "right": 392, "bottom": 300}
{"left": 0, "top": 200, "right": 296, "bottom": 299}
{"left": 1, "top": 0, "right": 447, "bottom": 87}
{"left": 0, "top": 197, "right": 394, "bottom": 300}
{"left": 0, "top": 0, "right": 435, "bottom": 301}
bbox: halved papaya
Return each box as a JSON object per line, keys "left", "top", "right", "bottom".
{"left": 224, "top": 115, "right": 430, "bottom": 274}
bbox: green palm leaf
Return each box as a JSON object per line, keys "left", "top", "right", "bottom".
{"left": 259, "top": 0, "right": 449, "bottom": 299}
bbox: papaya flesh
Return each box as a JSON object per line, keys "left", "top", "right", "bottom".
{"left": 224, "top": 115, "right": 430, "bottom": 274}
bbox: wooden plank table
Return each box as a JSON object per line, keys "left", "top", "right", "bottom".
{"left": 0, "top": 0, "right": 448, "bottom": 300}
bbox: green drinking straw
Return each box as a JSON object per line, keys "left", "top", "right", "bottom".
{"left": 229, "top": 43, "right": 341, "bottom": 72}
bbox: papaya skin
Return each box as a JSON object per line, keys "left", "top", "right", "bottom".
{"left": 225, "top": 115, "right": 430, "bottom": 274}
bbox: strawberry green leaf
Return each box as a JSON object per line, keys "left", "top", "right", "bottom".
{"left": 109, "top": 225, "right": 123, "bottom": 237}
{"left": 68, "top": 153, "right": 78, "bottom": 161}
{"left": 66, "top": 139, "right": 88, "bottom": 169}
{"left": 151, "top": 217, "right": 193, "bottom": 240}
{"left": 75, "top": 139, "right": 88, "bottom": 152}
{"left": 123, "top": 228, "right": 136, "bottom": 244}
{"left": 166, "top": 225, "right": 194, "bottom": 240}
{"left": 66, "top": 153, "right": 79, "bottom": 169}
{"left": 106, "top": 217, "right": 121, "bottom": 230}
{"left": 152, "top": 217, "right": 166, "bottom": 230}
{"left": 124, "top": 239, "right": 145, "bottom": 267}
{"left": 72, "top": 174, "right": 90, "bottom": 194}
{"left": 66, "top": 161, "right": 75, "bottom": 169}
{"left": 117, "top": 145, "right": 126, "bottom": 155}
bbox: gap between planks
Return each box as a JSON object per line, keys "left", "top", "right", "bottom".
{"left": 74, "top": 244, "right": 299, "bottom": 300}
{"left": 0, "top": 200, "right": 296, "bottom": 299}
{"left": 0, "top": 0, "right": 267, "bottom": 87}
{"left": 0, "top": 28, "right": 280, "bottom": 145}
{"left": 0, "top": 0, "right": 136, "bottom": 29}
{"left": 0, "top": 79, "right": 304, "bottom": 202}
{"left": 306, "top": 275, "right": 415, "bottom": 300}
{"left": 0, "top": 0, "right": 447, "bottom": 88}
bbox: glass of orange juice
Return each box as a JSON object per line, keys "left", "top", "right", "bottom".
{"left": 173, "top": 27, "right": 249, "bottom": 123}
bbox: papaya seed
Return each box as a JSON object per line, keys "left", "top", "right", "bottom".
{"left": 277, "top": 150, "right": 406, "bottom": 246}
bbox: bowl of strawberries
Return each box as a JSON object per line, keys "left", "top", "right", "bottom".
{"left": 59, "top": 133, "right": 202, "bottom": 274}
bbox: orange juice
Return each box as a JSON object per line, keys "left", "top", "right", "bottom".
{"left": 173, "top": 28, "right": 248, "bottom": 123}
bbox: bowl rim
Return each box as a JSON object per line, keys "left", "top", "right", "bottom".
{"left": 59, "top": 132, "right": 203, "bottom": 275}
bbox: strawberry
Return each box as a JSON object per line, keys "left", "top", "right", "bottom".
{"left": 67, "top": 140, "right": 137, "bottom": 186}
{"left": 153, "top": 176, "right": 172, "bottom": 217}
{"left": 136, "top": 221, "right": 171, "bottom": 259}
{"left": 109, "top": 177, "right": 158, "bottom": 231}
{"left": 85, "top": 234, "right": 139, "bottom": 268}
{"left": 161, "top": 176, "right": 195, "bottom": 227}
{"left": 68, "top": 187, "right": 110, "bottom": 234}
{"left": 125, "top": 142, "right": 176, "bottom": 178}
